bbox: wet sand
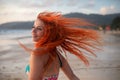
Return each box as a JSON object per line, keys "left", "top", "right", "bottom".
{"left": 0, "top": 31, "right": 120, "bottom": 80}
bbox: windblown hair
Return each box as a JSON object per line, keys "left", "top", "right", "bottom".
{"left": 35, "top": 12, "right": 101, "bottom": 65}
{"left": 19, "top": 12, "right": 101, "bottom": 66}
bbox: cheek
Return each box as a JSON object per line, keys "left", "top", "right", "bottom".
{"left": 37, "top": 31, "right": 44, "bottom": 37}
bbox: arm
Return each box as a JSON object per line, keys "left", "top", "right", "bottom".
{"left": 59, "top": 54, "right": 80, "bottom": 80}
{"left": 29, "top": 51, "right": 49, "bottom": 80}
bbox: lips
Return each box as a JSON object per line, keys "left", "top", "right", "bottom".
{"left": 33, "top": 36, "right": 38, "bottom": 38}
{"left": 32, "top": 34, "right": 37, "bottom": 37}
{"left": 32, "top": 34, "right": 37, "bottom": 38}
{"left": 32, "top": 36, "right": 38, "bottom": 42}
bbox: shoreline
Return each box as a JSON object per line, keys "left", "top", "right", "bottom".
{"left": 0, "top": 31, "right": 120, "bottom": 80}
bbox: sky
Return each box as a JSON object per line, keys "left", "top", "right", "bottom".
{"left": 0, "top": 0, "right": 120, "bottom": 24}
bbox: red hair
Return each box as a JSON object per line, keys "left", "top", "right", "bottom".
{"left": 19, "top": 12, "right": 101, "bottom": 66}
{"left": 35, "top": 12, "right": 101, "bottom": 65}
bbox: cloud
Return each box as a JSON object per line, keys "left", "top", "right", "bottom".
{"left": 0, "top": 0, "right": 120, "bottom": 24}
{"left": 67, "top": 0, "right": 80, "bottom": 6}
{"left": 100, "top": 7, "right": 107, "bottom": 15}
{"left": 0, "top": 0, "right": 7, "bottom": 5}
{"left": 18, "top": 0, "right": 64, "bottom": 8}
{"left": 80, "top": 0, "right": 95, "bottom": 9}
{"left": 100, "top": 5, "right": 117, "bottom": 15}
{"left": 86, "top": 0, "right": 95, "bottom": 8}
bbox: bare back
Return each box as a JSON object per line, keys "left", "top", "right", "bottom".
{"left": 43, "top": 54, "right": 61, "bottom": 79}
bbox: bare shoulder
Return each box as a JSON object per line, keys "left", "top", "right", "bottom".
{"left": 32, "top": 47, "right": 49, "bottom": 56}
{"left": 30, "top": 47, "right": 49, "bottom": 65}
{"left": 29, "top": 48, "right": 50, "bottom": 80}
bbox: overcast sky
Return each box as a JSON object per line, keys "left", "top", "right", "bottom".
{"left": 0, "top": 0, "right": 120, "bottom": 24}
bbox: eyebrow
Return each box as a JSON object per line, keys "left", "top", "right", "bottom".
{"left": 33, "top": 25, "right": 43, "bottom": 28}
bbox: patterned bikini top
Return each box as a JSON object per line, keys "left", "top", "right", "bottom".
{"left": 25, "top": 53, "right": 62, "bottom": 80}
{"left": 43, "top": 74, "right": 58, "bottom": 80}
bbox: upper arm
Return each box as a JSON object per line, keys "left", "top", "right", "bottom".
{"left": 58, "top": 54, "right": 74, "bottom": 79}
{"left": 59, "top": 54, "right": 80, "bottom": 80}
{"left": 29, "top": 52, "right": 49, "bottom": 80}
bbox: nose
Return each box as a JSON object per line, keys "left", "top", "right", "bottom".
{"left": 31, "top": 28, "right": 36, "bottom": 34}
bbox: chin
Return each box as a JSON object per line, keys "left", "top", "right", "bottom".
{"left": 32, "top": 38, "right": 39, "bottom": 42}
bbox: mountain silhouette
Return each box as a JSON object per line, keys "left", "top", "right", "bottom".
{"left": 0, "top": 12, "right": 120, "bottom": 30}
{"left": 64, "top": 12, "right": 120, "bottom": 25}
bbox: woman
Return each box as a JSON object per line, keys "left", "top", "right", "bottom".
{"left": 19, "top": 12, "right": 101, "bottom": 80}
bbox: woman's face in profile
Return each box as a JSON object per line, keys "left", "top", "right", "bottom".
{"left": 31, "top": 19, "right": 45, "bottom": 42}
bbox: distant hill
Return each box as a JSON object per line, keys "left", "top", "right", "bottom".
{"left": 64, "top": 12, "right": 120, "bottom": 25}
{"left": 0, "top": 12, "right": 120, "bottom": 30}
{"left": 0, "top": 21, "right": 34, "bottom": 30}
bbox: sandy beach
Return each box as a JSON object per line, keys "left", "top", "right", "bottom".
{"left": 0, "top": 31, "right": 120, "bottom": 80}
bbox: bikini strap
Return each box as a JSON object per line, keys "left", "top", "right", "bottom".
{"left": 56, "top": 53, "right": 62, "bottom": 67}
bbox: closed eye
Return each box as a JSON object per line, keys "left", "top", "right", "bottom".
{"left": 36, "top": 27, "right": 42, "bottom": 30}
{"left": 32, "top": 26, "right": 43, "bottom": 30}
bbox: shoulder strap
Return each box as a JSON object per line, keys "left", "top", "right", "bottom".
{"left": 56, "top": 53, "right": 62, "bottom": 67}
